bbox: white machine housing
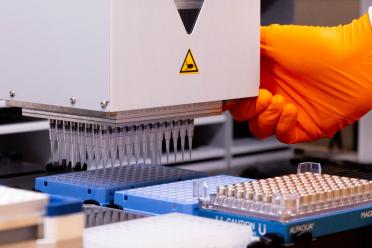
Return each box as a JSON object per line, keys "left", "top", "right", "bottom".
{"left": 0, "top": 0, "right": 259, "bottom": 123}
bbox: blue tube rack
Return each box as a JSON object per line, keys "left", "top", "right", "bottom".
{"left": 197, "top": 203, "right": 372, "bottom": 244}
{"left": 115, "top": 175, "right": 253, "bottom": 215}
{"left": 35, "top": 164, "right": 207, "bottom": 206}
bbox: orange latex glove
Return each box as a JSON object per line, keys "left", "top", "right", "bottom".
{"left": 228, "top": 13, "right": 372, "bottom": 144}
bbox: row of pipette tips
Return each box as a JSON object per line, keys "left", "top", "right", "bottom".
{"left": 48, "top": 118, "right": 195, "bottom": 170}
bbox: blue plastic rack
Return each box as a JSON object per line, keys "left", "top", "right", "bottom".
{"left": 35, "top": 164, "right": 207, "bottom": 206}
{"left": 46, "top": 195, "right": 83, "bottom": 217}
{"left": 197, "top": 203, "right": 372, "bottom": 244}
{"left": 115, "top": 175, "right": 252, "bottom": 215}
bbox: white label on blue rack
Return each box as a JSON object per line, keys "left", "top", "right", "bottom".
{"left": 215, "top": 216, "right": 267, "bottom": 236}
{"left": 289, "top": 223, "right": 315, "bottom": 234}
{"left": 361, "top": 210, "right": 372, "bottom": 219}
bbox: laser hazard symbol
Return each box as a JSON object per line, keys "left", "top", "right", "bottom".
{"left": 180, "top": 49, "right": 199, "bottom": 74}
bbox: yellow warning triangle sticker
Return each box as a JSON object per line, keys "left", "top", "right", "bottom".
{"left": 180, "top": 49, "right": 199, "bottom": 74}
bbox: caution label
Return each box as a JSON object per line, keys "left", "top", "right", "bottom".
{"left": 180, "top": 49, "right": 199, "bottom": 74}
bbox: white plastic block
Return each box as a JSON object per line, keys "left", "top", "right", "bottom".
{"left": 0, "top": 186, "right": 48, "bottom": 230}
{"left": 84, "top": 213, "right": 254, "bottom": 248}
{"left": 39, "top": 213, "right": 84, "bottom": 244}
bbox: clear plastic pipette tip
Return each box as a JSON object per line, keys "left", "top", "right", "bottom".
{"left": 157, "top": 123, "right": 165, "bottom": 164}
{"left": 149, "top": 124, "right": 156, "bottom": 164}
{"left": 101, "top": 126, "right": 110, "bottom": 170}
{"left": 134, "top": 126, "right": 141, "bottom": 164}
{"left": 187, "top": 119, "right": 194, "bottom": 159}
{"left": 126, "top": 126, "right": 134, "bottom": 165}
{"left": 49, "top": 120, "right": 57, "bottom": 163}
{"left": 109, "top": 127, "right": 117, "bottom": 167}
{"left": 118, "top": 127, "right": 126, "bottom": 165}
{"left": 180, "top": 120, "right": 186, "bottom": 161}
{"left": 164, "top": 122, "right": 172, "bottom": 163}
{"left": 141, "top": 124, "right": 149, "bottom": 164}
{"left": 171, "top": 121, "right": 180, "bottom": 161}
{"left": 85, "top": 124, "right": 94, "bottom": 170}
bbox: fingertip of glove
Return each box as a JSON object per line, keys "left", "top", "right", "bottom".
{"left": 269, "top": 95, "right": 286, "bottom": 111}
{"left": 284, "top": 103, "right": 298, "bottom": 115}
{"left": 259, "top": 89, "right": 272, "bottom": 99}
{"left": 257, "top": 89, "right": 273, "bottom": 109}
{"left": 275, "top": 103, "right": 299, "bottom": 144}
{"left": 277, "top": 103, "right": 298, "bottom": 127}
{"left": 275, "top": 94, "right": 284, "bottom": 100}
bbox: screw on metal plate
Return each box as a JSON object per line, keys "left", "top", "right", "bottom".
{"left": 70, "top": 97, "right": 77, "bottom": 105}
{"left": 100, "top": 101, "right": 109, "bottom": 109}
{"left": 9, "top": 90, "right": 15, "bottom": 98}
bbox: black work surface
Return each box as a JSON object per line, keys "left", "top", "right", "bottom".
{"left": 288, "top": 226, "right": 371, "bottom": 248}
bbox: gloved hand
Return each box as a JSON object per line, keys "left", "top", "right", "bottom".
{"left": 228, "top": 13, "right": 372, "bottom": 144}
